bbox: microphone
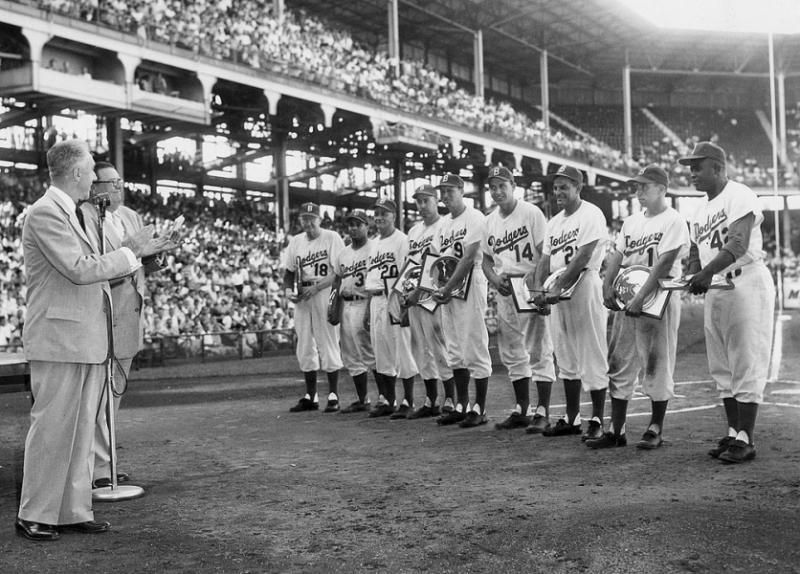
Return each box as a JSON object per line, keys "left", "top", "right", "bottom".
{"left": 90, "top": 187, "right": 111, "bottom": 211}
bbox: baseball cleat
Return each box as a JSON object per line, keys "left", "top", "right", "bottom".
{"left": 368, "top": 403, "right": 395, "bottom": 418}
{"left": 525, "top": 413, "right": 549, "bottom": 434}
{"left": 390, "top": 404, "right": 413, "bottom": 419}
{"left": 407, "top": 405, "right": 440, "bottom": 419}
{"left": 459, "top": 410, "right": 487, "bottom": 428}
{"left": 586, "top": 432, "right": 627, "bottom": 449}
{"left": 636, "top": 429, "right": 663, "bottom": 450}
{"left": 718, "top": 440, "right": 756, "bottom": 463}
{"left": 323, "top": 399, "right": 340, "bottom": 413}
{"left": 542, "top": 417, "right": 582, "bottom": 437}
{"left": 437, "top": 410, "right": 465, "bottom": 426}
{"left": 581, "top": 417, "right": 604, "bottom": 442}
{"left": 340, "top": 400, "right": 370, "bottom": 414}
{"left": 494, "top": 412, "right": 530, "bottom": 430}
{"left": 708, "top": 436, "right": 735, "bottom": 458}
{"left": 289, "top": 397, "right": 319, "bottom": 412}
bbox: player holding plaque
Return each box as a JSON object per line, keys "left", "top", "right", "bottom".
{"left": 481, "top": 166, "right": 556, "bottom": 433}
{"left": 590, "top": 165, "right": 689, "bottom": 450}
{"left": 531, "top": 166, "right": 608, "bottom": 440}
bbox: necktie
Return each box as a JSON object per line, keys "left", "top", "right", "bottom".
{"left": 75, "top": 204, "right": 87, "bottom": 233}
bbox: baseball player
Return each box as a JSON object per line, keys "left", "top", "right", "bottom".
{"left": 589, "top": 165, "right": 689, "bottom": 449}
{"left": 283, "top": 202, "right": 345, "bottom": 413}
{"left": 531, "top": 165, "right": 608, "bottom": 441}
{"left": 680, "top": 142, "right": 775, "bottom": 464}
{"left": 432, "top": 173, "right": 493, "bottom": 428}
{"left": 404, "top": 183, "right": 456, "bottom": 418}
{"left": 334, "top": 210, "right": 376, "bottom": 413}
{"left": 481, "top": 166, "right": 556, "bottom": 433}
{"left": 364, "top": 198, "right": 418, "bottom": 418}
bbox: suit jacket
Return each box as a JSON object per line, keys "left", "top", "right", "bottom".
{"left": 82, "top": 203, "right": 154, "bottom": 358}
{"left": 22, "top": 187, "right": 135, "bottom": 364}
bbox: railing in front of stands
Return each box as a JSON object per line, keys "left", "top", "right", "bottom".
{"left": 0, "top": 328, "right": 297, "bottom": 368}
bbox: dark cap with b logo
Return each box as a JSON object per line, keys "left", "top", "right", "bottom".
{"left": 487, "top": 165, "right": 514, "bottom": 184}
{"left": 299, "top": 202, "right": 320, "bottom": 217}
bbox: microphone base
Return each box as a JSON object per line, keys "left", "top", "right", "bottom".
{"left": 92, "top": 484, "right": 146, "bottom": 502}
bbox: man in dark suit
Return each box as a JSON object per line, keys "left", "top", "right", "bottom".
{"left": 17, "top": 139, "right": 172, "bottom": 541}
{"left": 82, "top": 161, "right": 169, "bottom": 489}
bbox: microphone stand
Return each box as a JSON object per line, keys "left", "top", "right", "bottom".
{"left": 92, "top": 197, "right": 145, "bottom": 502}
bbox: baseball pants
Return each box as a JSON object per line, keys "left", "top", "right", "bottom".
{"left": 408, "top": 305, "right": 452, "bottom": 381}
{"left": 340, "top": 299, "right": 375, "bottom": 376}
{"left": 704, "top": 264, "right": 775, "bottom": 403}
{"left": 607, "top": 294, "right": 681, "bottom": 402}
{"left": 496, "top": 293, "right": 556, "bottom": 382}
{"left": 549, "top": 270, "right": 608, "bottom": 390}
{"left": 294, "top": 288, "right": 343, "bottom": 373}
{"left": 440, "top": 272, "right": 492, "bottom": 379}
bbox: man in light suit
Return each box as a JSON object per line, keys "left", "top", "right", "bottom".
{"left": 17, "top": 139, "right": 172, "bottom": 542}
{"left": 82, "top": 161, "right": 166, "bottom": 489}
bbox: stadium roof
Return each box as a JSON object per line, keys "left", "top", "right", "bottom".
{"left": 288, "top": 0, "right": 800, "bottom": 92}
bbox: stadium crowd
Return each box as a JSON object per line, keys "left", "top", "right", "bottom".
{"left": 14, "top": 0, "right": 633, "bottom": 172}
{"left": 1, "top": 163, "right": 798, "bottom": 355}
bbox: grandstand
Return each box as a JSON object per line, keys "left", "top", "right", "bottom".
{"left": 2, "top": 0, "right": 800, "bottom": 352}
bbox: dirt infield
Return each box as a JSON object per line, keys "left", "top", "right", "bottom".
{"left": 1, "top": 308, "right": 799, "bottom": 573}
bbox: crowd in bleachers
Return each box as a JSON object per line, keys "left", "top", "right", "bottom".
{"left": 2, "top": 163, "right": 800, "bottom": 355}
{"left": 13, "top": 0, "right": 633, "bottom": 172}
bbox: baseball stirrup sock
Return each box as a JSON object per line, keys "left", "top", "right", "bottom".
{"left": 423, "top": 379, "right": 438, "bottom": 404}
{"left": 304, "top": 371, "right": 318, "bottom": 397}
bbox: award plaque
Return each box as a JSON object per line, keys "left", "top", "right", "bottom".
{"left": 613, "top": 265, "right": 671, "bottom": 320}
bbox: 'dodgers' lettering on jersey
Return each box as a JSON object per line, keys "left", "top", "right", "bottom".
{"left": 299, "top": 250, "right": 329, "bottom": 267}
{"left": 368, "top": 250, "right": 397, "bottom": 271}
{"left": 549, "top": 228, "right": 579, "bottom": 254}
{"left": 693, "top": 210, "right": 727, "bottom": 243}
{"left": 623, "top": 232, "right": 663, "bottom": 256}
{"left": 340, "top": 258, "right": 367, "bottom": 278}
{"left": 409, "top": 235, "right": 434, "bottom": 257}
{"left": 488, "top": 225, "right": 529, "bottom": 254}
{"left": 440, "top": 228, "right": 467, "bottom": 253}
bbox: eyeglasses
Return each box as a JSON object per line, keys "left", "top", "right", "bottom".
{"left": 94, "top": 179, "right": 124, "bottom": 190}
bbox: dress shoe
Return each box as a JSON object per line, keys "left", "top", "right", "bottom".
{"left": 15, "top": 518, "right": 60, "bottom": 541}
{"left": 60, "top": 521, "right": 111, "bottom": 534}
{"left": 92, "top": 473, "right": 130, "bottom": 489}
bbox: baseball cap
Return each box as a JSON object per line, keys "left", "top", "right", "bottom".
{"left": 373, "top": 197, "right": 397, "bottom": 213}
{"left": 628, "top": 164, "right": 669, "bottom": 187}
{"left": 345, "top": 209, "right": 369, "bottom": 224}
{"left": 435, "top": 173, "right": 465, "bottom": 189}
{"left": 487, "top": 165, "right": 515, "bottom": 184}
{"left": 412, "top": 183, "right": 437, "bottom": 199}
{"left": 552, "top": 165, "right": 583, "bottom": 185}
{"left": 298, "top": 202, "right": 320, "bottom": 217}
{"left": 678, "top": 141, "right": 727, "bottom": 166}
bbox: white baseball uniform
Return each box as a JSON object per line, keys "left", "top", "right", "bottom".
{"left": 607, "top": 207, "right": 690, "bottom": 401}
{"left": 366, "top": 229, "right": 417, "bottom": 378}
{"left": 688, "top": 180, "right": 775, "bottom": 403}
{"left": 543, "top": 200, "right": 608, "bottom": 390}
{"left": 483, "top": 201, "right": 555, "bottom": 382}
{"left": 284, "top": 229, "right": 345, "bottom": 372}
{"left": 334, "top": 238, "right": 375, "bottom": 377}
{"left": 407, "top": 217, "right": 453, "bottom": 382}
{"left": 434, "top": 205, "right": 492, "bottom": 379}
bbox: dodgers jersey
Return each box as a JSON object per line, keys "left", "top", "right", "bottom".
{"left": 543, "top": 200, "right": 607, "bottom": 272}
{"left": 407, "top": 217, "right": 447, "bottom": 264}
{"left": 615, "top": 207, "right": 689, "bottom": 278}
{"left": 433, "top": 205, "right": 485, "bottom": 267}
{"left": 688, "top": 180, "right": 765, "bottom": 271}
{"left": 483, "top": 200, "right": 546, "bottom": 276}
{"left": 335, "top": 238, "right": 373, "bottom": 298}
{"left": 365, "top": 229, "right": 409, "bottom": 291}
{"left": 284, "top": 228, "right": 345, "bottom": 282}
